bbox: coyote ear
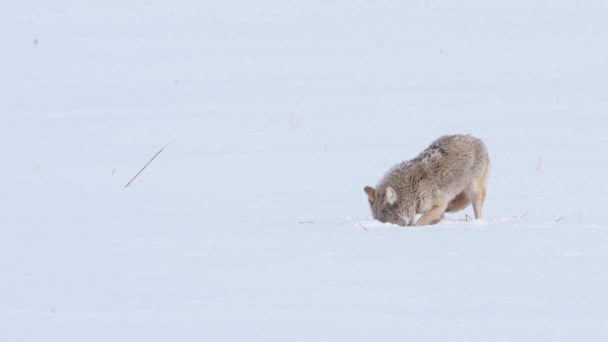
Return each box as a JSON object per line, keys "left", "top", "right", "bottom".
{"left": 386, "top": 187, "right": 398, "bottom": 205}
{"left": 364, "top": 186, "right": 376, "bottom": 202}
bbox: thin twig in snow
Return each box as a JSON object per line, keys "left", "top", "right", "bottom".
{"left": 125, "top": 142, "right": 171, "bottom": 188}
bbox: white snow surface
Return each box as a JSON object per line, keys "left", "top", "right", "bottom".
{"left": 2, "top": 1, "right": 608, "bottom": 341}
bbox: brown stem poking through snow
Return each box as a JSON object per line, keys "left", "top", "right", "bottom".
{"left": 125, "top": 142, "right": 171, "bottom": 188}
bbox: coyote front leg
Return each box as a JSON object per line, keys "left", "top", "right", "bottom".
{"left": 415, "top": 205, "right": 446, "bottom": 226}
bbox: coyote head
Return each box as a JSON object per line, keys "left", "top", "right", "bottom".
{"left": 364, "top": 185, "right": 410, "bottom": 226}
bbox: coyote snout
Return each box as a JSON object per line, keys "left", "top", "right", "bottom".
{"left": 364, "top": 134, "right": 489, "bottom": 226}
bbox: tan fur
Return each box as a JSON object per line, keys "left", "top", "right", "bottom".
{"left": 415, "top": 205, "right": 445, "bottom": 226}
{"left": 364, "top": 134, "right": 489, "bottom": 226}
{"left": 364, "top": 186, "right": 376, "bottom": 203}
{"left": 446, "top": 192, "right": 470, "bottom": 212}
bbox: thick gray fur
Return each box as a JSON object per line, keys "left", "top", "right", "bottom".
{"left": 364, "top": 134, "right": 489, "bottom": 226}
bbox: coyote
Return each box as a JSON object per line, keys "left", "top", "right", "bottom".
{"left": 364, "top": 134, "right": 489, "bottom": 226}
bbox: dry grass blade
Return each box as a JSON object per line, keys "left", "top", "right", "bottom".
{"left": 555, "top": 216, "right": 565, "bottom": 223}
{"left": 465, "top": 214, "right": 472, "bottom": 222}
{"left": 125, "top": 142, "right": 171, "bottom": 188}
{"left": 360, "top": 224, "right": 369, "bottom": 231}
{"left": 536, "top": 156, "right": 542, "bottom": 172}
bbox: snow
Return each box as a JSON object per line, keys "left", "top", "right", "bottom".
{"left": 2, "top": 1, "right": 608, "bottom": 341}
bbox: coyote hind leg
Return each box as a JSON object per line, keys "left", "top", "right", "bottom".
{"left": 446, "top": 192, "right": 470, "bottom": 213}
{"left": 469, "top": 175, "right": 488, "bottom": 219}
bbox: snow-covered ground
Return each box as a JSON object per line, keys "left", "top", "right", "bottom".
{"left": 2, "top": 1, "right": 608, "bottom": 341}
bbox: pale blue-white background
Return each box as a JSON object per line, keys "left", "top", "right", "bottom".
{"left": 1, "top": 1, "right": 607, "bottom": 341}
